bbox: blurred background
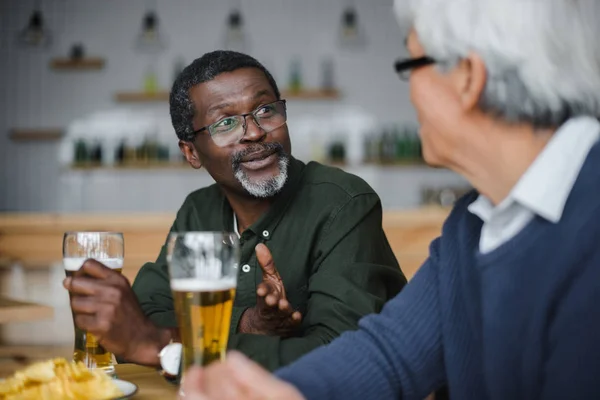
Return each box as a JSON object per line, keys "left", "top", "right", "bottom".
{"left": 0, "top": 0, "right": 468, "bottom": 360}
{"left": 0, "top": 0, "right": 469, "bottom": 213}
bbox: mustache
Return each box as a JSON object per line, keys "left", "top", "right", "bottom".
{"left": 231, "top": 142, "right": 285, "bottom": 167}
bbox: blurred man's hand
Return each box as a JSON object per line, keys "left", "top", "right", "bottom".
{"left": 238, "top": 244, "right": 302, "bottom": 336}
{"left": 180, "top": 351, "right": 305, "bottom": 400}
{"left": 63, "top": 259, "right": 168, "bottom": 366}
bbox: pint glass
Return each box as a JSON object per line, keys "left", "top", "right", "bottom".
{"left": 167, "top": 232, "right": 239, "bottom": 373}
{"left": 62, "top": 231, "right": 124, "bottom": 376}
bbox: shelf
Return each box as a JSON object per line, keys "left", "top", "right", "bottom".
{"left": 70, "top": 161, "right": 190, "bottom": 170}
{"left": 0, "top": 345, "right": 72, "bottom": 374}
{"left": 114, "top": 89, "right": 340, "bottom": 102}
{"left": 63, "top": 161, "right": 431, "bottom": 172}
{"left": 0, "top": 258, "right": 53, "bottom": 270}
{"left": 0, "top": 297, "right": 54, "bottom": 324}
{"left": 324, "top": 160, "right": 427, "bottom": 169}
{"left": 114, "top": 91, "right": 170, "bottom": 102}
{"left": 281, "top": 89, "right": 340, "bottom": 100}
{"left": 9, "top": 129, "right": 64, "bottom": 142}
{"left": 363, "top": 159, "right": 426, "bottom": 167}
{"left": 50, "top": 57, "right": 105, "bottom": 70}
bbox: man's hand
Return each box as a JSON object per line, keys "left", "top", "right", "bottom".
{"left": 179, "top": 351, "right": 305, "bottom": 400}
{"left": 63, "top": 259, "right": 170, "bottom": 366}
{"left": 238, "top": 244, "right": 302, "bottom": 337}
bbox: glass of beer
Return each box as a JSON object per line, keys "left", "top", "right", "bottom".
{"left": 62, "top": 231, "right": 124, "bottom": 376}
{"left": 167, "top": 232, "right": 239, "bottom": 373}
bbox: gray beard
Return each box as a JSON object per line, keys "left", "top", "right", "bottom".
{"left": 231, "top": 144, "right": 290, "bottom": 198}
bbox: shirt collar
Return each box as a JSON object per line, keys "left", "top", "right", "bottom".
{"left": 511, "top": 116, "right": 600, "bottom": 222}
{"left": 469, "top": 116, "right": 600, "bottom": 223}
{"left": 222, "top": 156, "right": 305, "bottom": 240}
{"left": 233, "top": 212, "right": 240, "bottom": 238}
{"left": 468, "top": 195, "right": 498, "bottom": 223}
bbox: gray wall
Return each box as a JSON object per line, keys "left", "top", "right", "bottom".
{"left": 0, "top": 0, "right": 444, "bottom": 213}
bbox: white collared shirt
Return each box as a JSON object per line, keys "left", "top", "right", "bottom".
{"left": 468, "top": 116, "right": 600, "bottom": 254}
{"left": 233, "top": 212, "right": 241, "bottom": 239}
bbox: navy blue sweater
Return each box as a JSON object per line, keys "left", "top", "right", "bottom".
{"left": 276, "top": 142, "right": 600, "bottom": 399}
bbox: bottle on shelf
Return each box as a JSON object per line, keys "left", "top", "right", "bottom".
{"left": 115, "top": 140, "right": 126, "bottom": 164}
{"left": 328, "top": 138, "right": 347, "bottom": 165}
{"left": 360, "top": 123, "right": 424, "bottom": 166}
{"left": 393, "top": 125, "right": 406, "bottom": 161}
{"left": 144, "top": 135, "right": 159, "bottom": 163}
{"left": 321, "top": 58, "right": 335, "bottom": 92}
{"left": 405, "top": 125, "right": 423, "bottom": 163}
{"left": 370, "top": 133, "right": 381, "bottom": 164}
{"left": 143, "top": 63, "right": 159, "bottom": 93}
{"left": 376, "top": 130, "right": 384, "bottom": 163}
{"left": 157, "top": 140, "right": 170, "bottom": 162}
{"left": 137, "top": 139, "right": 148, "bottom": 163}
{"left": 381, "top": 128, "right": 396, "bottom": 164}
{"left": 124, "top": 139, "right": 137, "bottom": 163}
{"left": 363, "top": 135, "right": 373, "bottom": 163}
{"left": 73, "top": 139, "right": 89, "bottom": 165}
{"left": 90, "top": 139, "right": 103, "bottom": 164}
{"left": 288, "top": 58, "right": 303, "bottom": 93}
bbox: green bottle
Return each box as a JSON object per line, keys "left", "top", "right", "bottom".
{"left": 144, "top": 65, "right": 158, "bottom": 93}
{"left": 288, "top": 58, "right": 303, "bottom": 93}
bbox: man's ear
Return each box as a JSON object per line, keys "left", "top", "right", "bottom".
{"left": 179, "top": 140, "right": 203, "bottom": 169}
{"left": 455, "top": 51, "right": 487, "bottom": 112}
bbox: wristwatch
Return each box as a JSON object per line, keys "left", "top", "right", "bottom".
{"left": 158, "top": 341, "right": 182, "bottom": 378}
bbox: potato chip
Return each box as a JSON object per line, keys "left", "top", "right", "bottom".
{"left": 0, "top": 358, "right": 123, "bottom": 400}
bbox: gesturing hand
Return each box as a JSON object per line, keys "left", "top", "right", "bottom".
{"left": 238, "top": 244, "right": 302, "bottom": 337}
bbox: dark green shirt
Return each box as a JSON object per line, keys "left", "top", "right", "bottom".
{"left": 132, "top": 158, "right": 406, "bottom": 371}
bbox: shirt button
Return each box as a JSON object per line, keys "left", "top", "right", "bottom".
{"left": 242, "top": 264, "right": 251, "bottom": 273}
{"left": 262, "top": 230, "right": 270, "bottom": 238}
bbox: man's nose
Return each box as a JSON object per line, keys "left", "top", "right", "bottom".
{"left": 241, "top": 115, "right": 266, "bottom": 142}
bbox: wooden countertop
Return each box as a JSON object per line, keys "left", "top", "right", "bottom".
{"left": 0, "top": 213, "right": 176, "bottom": 232}
{"left": 0, "top": 351, "right": 438, "bottom": 399}
{"left": 0, "top": 207, "right": 451, "bottom": 282}
{"left": 0, "top": 207, "right": 449, "bottom": 230}
{"left": 0, "top": 297, "right": 54, "bottom": 324}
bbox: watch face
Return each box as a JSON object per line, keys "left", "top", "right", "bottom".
{"left": 160, "top": 342, "right": 182, "bottom": 376}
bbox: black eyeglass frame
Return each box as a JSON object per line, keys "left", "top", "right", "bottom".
{"left": 192, "top": 99, "right": 288, "bottom": 139}
{"left": 394, "top": 56, "right": 436, "bottom": 80}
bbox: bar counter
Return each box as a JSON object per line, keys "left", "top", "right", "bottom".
{"left": 0, "top": 207, "right": 450, "bottom": 347}
{"left": 0, "top": 207, "right": 449, "bottom": 282}
{"left": 0, "top": 209, "right": 449, "bottom": 400}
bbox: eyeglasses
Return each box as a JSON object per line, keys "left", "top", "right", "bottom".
{"left": 394, "top": 56, "right": 436, "bottom": 81}
{"left": 193, "top": 100, "right": 288, "bottom": 147}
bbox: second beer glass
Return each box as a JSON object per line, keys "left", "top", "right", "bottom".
{"left": 167, "top": 232, "right": 239, "bottom": 373}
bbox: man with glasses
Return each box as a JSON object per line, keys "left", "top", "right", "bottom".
{"left": 63, "top": 50, "right": 406, "bottom": 373}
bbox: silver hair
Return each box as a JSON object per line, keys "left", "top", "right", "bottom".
{"left": 394, "top": 0, "right": 600, "bottom": 127}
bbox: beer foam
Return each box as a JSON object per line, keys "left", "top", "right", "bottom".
{"left": 63, "top": 257, "right": 124, "bottom": 271}
{"left": 170, "top": 278, "right": 237, "bottom": 292}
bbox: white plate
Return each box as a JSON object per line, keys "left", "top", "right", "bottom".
{"left": 0, "top": 378, "right": 138, "bottom": 399}
{"left": 112, "top": 379, "right": 138, "bottom": 399}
